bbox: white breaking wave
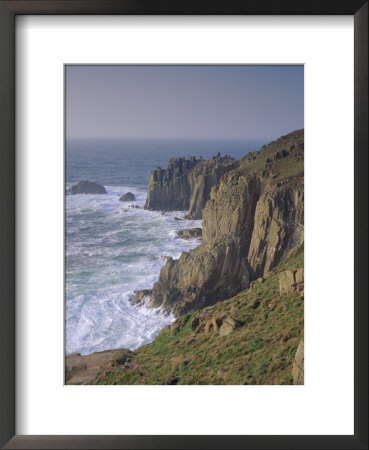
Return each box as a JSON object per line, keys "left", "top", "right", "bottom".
{"left": 66, "top": 185, "right": 201, "bottom": 355}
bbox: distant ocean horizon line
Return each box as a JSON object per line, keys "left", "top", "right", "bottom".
{"left": 66, "top": 136, "right": 272, "bottom": 143}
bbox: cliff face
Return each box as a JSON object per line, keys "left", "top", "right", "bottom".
{"left": 144, "top": 155, "right": 238, "bottom": 219}
{"left": 202, "top": 174, "right": 261, "bottom": 244}
{"left": 248, "top": 179, "right": 304, "bottom": 278}
{"left": 145, "top": 130, "right": 304, "bottom": 316}
{"left": 186, "top": 158, "right": 239, "bottom": 219}
{"left": 150, "top": 235, "right": 251, "bottom": 316}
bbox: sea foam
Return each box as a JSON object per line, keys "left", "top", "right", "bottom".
{"left": 66, "top": 185, "right": 201, "bottom": 355}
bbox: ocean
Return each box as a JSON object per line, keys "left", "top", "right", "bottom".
{"left": 65, "top": 138, "right": 265, "bottom": 355}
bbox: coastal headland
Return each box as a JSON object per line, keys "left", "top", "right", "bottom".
{"left": 66, "top": 129, "right": 304, "bottom": 385}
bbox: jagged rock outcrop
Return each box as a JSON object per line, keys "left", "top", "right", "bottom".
{"left": 144, "top": 155, "right": 238, "bottom": 219}
{"left": 151, "top": 179, "right": 303, "bottom": 314}
{"left": 176, "top": 228, "right": 202, "bottom": 240}
{"left": 68, "top": 180, "right": 107, "bottom": 195}
{"left": 190, "top": 310, "right": 242, "bottom": 336}
{"left": 130, "top": 289, "right": 152, "bottom": 306}
{"left": 140, "top": 130, "right": 304, "bottom": 316}
{"left": 150, "top": 235, "right": 252, "bottom": 316}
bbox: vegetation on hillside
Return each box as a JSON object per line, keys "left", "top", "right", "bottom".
{"left": 92, "top": 246, "right": 304, "bottom": 385}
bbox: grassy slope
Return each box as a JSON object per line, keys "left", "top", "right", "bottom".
{"left": 93, "top": 246, "right": 304, "bottom": 385}
{"left": 236, "top": 128, "right": 304, "bottom": 183}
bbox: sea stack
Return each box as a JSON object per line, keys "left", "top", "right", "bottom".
{"left": 144, "top": 155, "right": 238, "bottom": 219}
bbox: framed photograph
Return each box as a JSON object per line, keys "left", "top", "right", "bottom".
{"left": 0, "top": 1, "right": 367, "bottom": 449}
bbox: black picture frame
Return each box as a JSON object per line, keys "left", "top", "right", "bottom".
{"left": 0, "top": 1, "right": 367, "bottom": 449}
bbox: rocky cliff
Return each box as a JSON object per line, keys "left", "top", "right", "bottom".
{"left": 92, "top": 246, "right": 304, "bottom": 385}
{"left": 141, "top": 130, "right": 304, "bottom": 316}
{"left": 144, "top": 155, "right": 238, "bottom": 219}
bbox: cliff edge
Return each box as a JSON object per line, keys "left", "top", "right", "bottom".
{"left": 144, "top": 155, "right": 238, "bottom": 219}
{"left": 140, "top": 130, "right": 304, "bottom": 316}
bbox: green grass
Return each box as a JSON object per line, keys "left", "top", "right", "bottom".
{"left": 93, "top": 246, "right": 304, "bottom": 385}
{"left": 235, "top": 129, "right": 304, "bottom": 184}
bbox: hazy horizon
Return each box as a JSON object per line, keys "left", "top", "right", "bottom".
{"left": 66, "top": 65, "right": 304, "bottom": 142}
{"left": 66, "top": 136, "right": 272, "bottom": 141}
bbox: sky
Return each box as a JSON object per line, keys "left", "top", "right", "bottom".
{"left": 66, "top": 65, "right": 304, "bottom": 141}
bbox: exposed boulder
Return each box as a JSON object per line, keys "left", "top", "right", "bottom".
{"left": 292, "top": 340, "right": 304, "bottom": 384}
{"left": 295, "top": 268, "right": 304, "bottom": 283}
{"left": 279, "top": 268, "right": 304, "bottom": 295}
{"left": 218, "top": 317, "right": 241, "bottom": 336}
{"left": 176, "top": 228, "right": 202, "bottom": 240}
{"left": 189, "top": 310, "right": 241, "bottom": 337}
{"left": 249, "top": 278, "right": 264, "bottom": 289}
{"left": 279, "top": 270, "right": 296, "bottom": 295}
{"left": 119, "top": 192, "right": 136, "bottom": 201}
{"left": 68, "top": 180, "right": 106, "bottom": 195}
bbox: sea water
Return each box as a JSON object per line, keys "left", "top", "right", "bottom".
{"left": 66, "top": 138, "right": 265, "bottom": 355}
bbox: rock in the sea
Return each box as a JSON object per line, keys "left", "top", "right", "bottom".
{"left": 176, "top": 228, "right": 202, "bottom": 240}
{"left": 130, "top": 289, "right": 152, "bottom": 306}
{"left": 68, "top": 180, "right": 107, "bottom": 195}
{"left": 128, "top": 204, "right": 139, "bottom": 208}
{"left": 292, "top": 340, "right": 304, "bottom": 384}
{"left": 119, "top": 192, "right": 136, "bottom": 201}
